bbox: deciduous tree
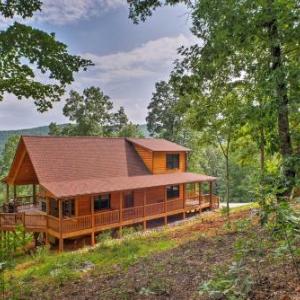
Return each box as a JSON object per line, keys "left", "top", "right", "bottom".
{"left": 0, "top": 0, "right": 92, "bottom": 112}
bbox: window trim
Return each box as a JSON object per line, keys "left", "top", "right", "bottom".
{"left": 166, "top": 153, "right": 180, "bottom": 169}
{"left": 166, "top": 185, "right": 180, "bottom": 200}
{"left": 94, "top": 193, "right": 111, "bottom": 211}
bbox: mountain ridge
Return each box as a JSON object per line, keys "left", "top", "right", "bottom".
{"left": 0, "top": 124, "right": 149, "bottom": 152}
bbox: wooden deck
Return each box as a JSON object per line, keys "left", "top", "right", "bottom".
{"left": 0, "top": 194, "right": 219, "bottom": 239}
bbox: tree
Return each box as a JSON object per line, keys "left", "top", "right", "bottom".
{"left": 49, "top": 86, "right": 143, "bottom": 138}
{"left": 0, "top": 0, "right": 92, "bottom": 112}
{"left": 112, "top": 106, "right": 129, "bottom": 132}
{"left": 184, "top": 85, "right": 245, "bottom": 216}
{"left": 117, "top": 122, "right": 144, "bottom": 138}
{"left": 0, "top": 135, "right": 19, "bottom": 178}
{"left": 128, "top": 0, "right": 300, "bottom": 194}
{"left": 61, "top": 87, "right": 113, "bottom": 136}
{"left": 147, "top": 81, "right": 181, "bottom": 142}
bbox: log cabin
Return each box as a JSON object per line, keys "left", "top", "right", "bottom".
{"left": 0, "top": 136, "right": 219, "bottom": 251}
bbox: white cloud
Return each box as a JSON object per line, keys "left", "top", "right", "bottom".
{"left": 37, "top": 0, "right": 126, "bottom": 25}
{"left": 80, "top": 34, "right": 196, "bottom": 84}
{"left": 0, "top": 0, "right": 125, "bottom": 27}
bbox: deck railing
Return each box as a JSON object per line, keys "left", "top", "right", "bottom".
{"left": 62, "top": 215, "right": 92, "bottom": 233}
{"left": 0, "top": 195, "right": 219, "bottom": 234}
{"left": 0, "top": 212, "right": 47, "bottom": 230}
{"left": 48, "top": 215, "right": 60, "bottom": 232}
{"left": 94, "top": 210, "right": 119, "bottom": 226}
{"left": 122, "top": 206, "right": 144, "bottom": 221}
{"left": 145, "top": 201, "right": 164, "bottom": 216}
{"left": 166, "top": 199, "right": 183, "bottom": 211}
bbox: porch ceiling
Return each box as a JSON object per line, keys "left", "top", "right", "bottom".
{"left": 41, "top": 172, "right": 217, "bottom": 199}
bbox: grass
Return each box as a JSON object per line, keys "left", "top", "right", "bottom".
{"left": 3, "top": 203, "right": 258, "bottom": 298}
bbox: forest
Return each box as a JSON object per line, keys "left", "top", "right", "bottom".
{"left": 0, "top": 0, "right": 299, "bottom": 299}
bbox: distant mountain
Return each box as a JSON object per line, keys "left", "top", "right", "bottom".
{"left": 0, "top": 124, "right": 149, "bottom": 152}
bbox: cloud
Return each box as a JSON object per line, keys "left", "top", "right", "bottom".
{"left": 80, "top": 34, "right": 196, "bottom": 84}
{"left": 0, "top": 0, "right": 125, "bottom": 27}
{"left": 37, "top": 0, "right": 126, "bottom": 25}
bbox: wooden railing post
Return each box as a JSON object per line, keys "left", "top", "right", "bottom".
{"left": 45, "top": 197, "right": 49, "bottom": 245}
{"left": 143, "top": 190, "right": 146, "bottom": 230}
{"left": 58, "top": 199, "right": 63, "bottom": 252}
{"left": 32, "top": 184, "right": 36, "bottom": 205}
{"left": 91, "top": 196, "right": 95, "bottom": 246}
{"left": 198, "top": 182, "right": 202, "bottom": 207}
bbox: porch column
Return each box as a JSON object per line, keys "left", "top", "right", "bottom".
{"left": 32, "top": 184, "right": 37, "bottom": 205}
{"left": 119, "top": 192, "right": 123, "bottom": 237}
{"left": 164, "top": 186, "right": 167, "bottom": 225}
{"left": 45, "top": 197, "right": 49, "bottom": 245}
{"left": 143, "top": 190, "right": 147, "bottom": 230}
{"left": 198, "top": 182, "right": 202, "bottom": 207}
{"left": 91, "top": 196, "right": 95, "bottom": 246}
{"left": 209, "top": 181, "right": 213, "bottom": 208}
{"left": 58, "top": 199, "right": 64, "bottom": 252}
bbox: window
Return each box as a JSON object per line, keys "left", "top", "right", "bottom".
{"left": 124, "top": 191, "right": 134, "bottom": 208}
{"left": 94, "top": 194, "right": 110, "bottom": 211}
{"left": 49, "top": 198, "right": 58, "bottom": 217}
{"left": 63, "top": 199, "right": 75, "bottom": 217}
{"left": 166, "top": 154, "right": 180, "bottom": 169}
{"left": 166, "top": 185, "right": 180, "bottom": 199}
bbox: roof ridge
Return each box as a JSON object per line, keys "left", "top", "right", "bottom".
{"left": 22, "top": 135, "right": 128, "bottom": 139}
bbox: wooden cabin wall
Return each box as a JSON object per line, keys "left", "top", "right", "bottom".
{"left": 77, "top": 195, "right": 91, "bottom": 216}
{"left": 134, "top": 190, "right": 144, "bottom": 206}
{"left": 146, "top": 186, "right": 165, "bottom": 204}
{"left": 111, "top": 192, "right": 120, "bottom": 209}
{"left": 152, "top": 152, "right": 186, "bottom": 174}
{"left": 13, "top": 153, "right": 39, "bottom": 185}
{"left": 134, "top": 145, "right": 153, "bottom": 172}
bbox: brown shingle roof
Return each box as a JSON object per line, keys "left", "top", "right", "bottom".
{"left": 22, "top": 136, "right": 150, "bottom": 184}
{"left": 127, "top": 138, "right": 190, "bottom": 152}
{"left": 42, "top": 172, "right": 216, "bottom": 198}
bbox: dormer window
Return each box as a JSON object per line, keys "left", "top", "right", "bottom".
{"left": 166, "top": 153, "right": 179, "bottom": 169}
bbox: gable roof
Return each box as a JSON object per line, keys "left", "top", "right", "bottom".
{"left": 4, "top": 136, "right": 215, "bottom": 198}
{"left": 15, "top": 136, "right": 150, "bottom": 184}
{"left": 127, "top": 138, "right": 190, "bottom": 152}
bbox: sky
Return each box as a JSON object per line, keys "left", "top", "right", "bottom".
{"left": 0, "top": 0, "right": 195, "bottom": 130}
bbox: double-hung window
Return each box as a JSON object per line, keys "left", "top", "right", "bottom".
{"left": 166, "top": 153, "right": 179, "bottom": 169}
{"left": 94, "top": 194, "right": 110, "bottom": 211}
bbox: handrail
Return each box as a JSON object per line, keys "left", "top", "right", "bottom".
{"left": 166, "top": 198, "right": 183, "bottom": 212}
{"left": 94, "top": 210, "right": 119, "bottom": 226}
{"left": 122, "top": 206, "right": 144, "bottom": 221}
{"left": 48, "top": 215, "right": 60, "bottom": 231}
{"left": 62, "top": 215, "right": 92, "bottom": 233}
{"left": 144, "top": 201, "right": 164, "bottom": 217}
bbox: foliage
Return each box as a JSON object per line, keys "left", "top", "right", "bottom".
{"left": 0, "top": 135, "right": 19, "bottom": 178}
{"left": 146, "top": 80, "right": 182, "bottom": 142}
{"left": 129, "top": 0, "right": 300, "bottom": 194}
{"left": 49, "top": 86, "right": 143, "bottom": 137}
{"left": 0, "top": 0, "right": 92, "bottom": 111}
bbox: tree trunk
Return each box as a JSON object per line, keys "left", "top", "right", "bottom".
{"left": 225, "top": 154, "right": 230, "bottom": 220}
{"left": 267, "top": 6, "right": 295, "bottom": 193}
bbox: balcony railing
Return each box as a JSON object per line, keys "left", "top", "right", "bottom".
{"left": 0, "top": 195, "right": 219, "bottom": 234}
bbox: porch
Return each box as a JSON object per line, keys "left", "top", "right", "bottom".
{"left": 0, "top": 181, "right": 219, "bottom": 251}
